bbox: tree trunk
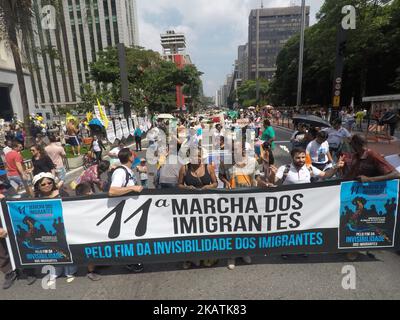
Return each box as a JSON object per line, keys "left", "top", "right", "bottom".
{"left": 8, "top": 21, "right": 33, "bottom": 147}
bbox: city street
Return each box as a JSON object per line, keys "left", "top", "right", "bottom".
{"left": 2, "top": 127, "right": 400, "bottom": 300}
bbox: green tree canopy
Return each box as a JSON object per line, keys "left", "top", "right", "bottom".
{"left": 270, "top": 0, "right": 400, "bottom": 107}
{"left": 89, "top": 46, "right": 204, "bottom": 114}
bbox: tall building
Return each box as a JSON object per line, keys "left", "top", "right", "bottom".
{"left": 28, "top": 0, "right": 139, "bottom": 119}
{"left": 248, "top": 6, "right": 310, "bottom": 81}
{"left": 237, "top": 44, "right": 249, "bottom": 82}
{"left": 0, "top": 38, "right": 36, "bottom": 121}
{"left": 161, "top": 30, "right": 192, "bottom": 111}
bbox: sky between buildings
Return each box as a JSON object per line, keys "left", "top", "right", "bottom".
{"left": 137, "top": 0, "right": 325, "bottom": 97}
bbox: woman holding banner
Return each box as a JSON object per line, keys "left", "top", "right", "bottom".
{"left": 32, "top": 172, "right": 78, "bottom": 285}
{"left": 178, "top": 147, "right": 218, "bottom": 269}
{"left": 219, "top": 141, "right": 261, "bottom": 270}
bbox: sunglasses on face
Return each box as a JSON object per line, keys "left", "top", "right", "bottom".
{"left": 40, "top": 182, "right": 53, "bottom": 187}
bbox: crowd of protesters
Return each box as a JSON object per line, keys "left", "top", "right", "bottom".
{"left": 1, "top": 106, "right": 400, "bottom": 290}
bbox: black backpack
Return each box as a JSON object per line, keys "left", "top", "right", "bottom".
{"left": 103, "top": 166, "right": 131, "bottom": 192}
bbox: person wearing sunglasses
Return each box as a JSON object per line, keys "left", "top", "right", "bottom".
{"left": 32, "top": 173, "right": 76, "bottom": 285}
{"left": 29, "top": 145, "right": 56, "bottom": 178}
{"left": 33, "top": 172, "right": 69, "bottom": 199}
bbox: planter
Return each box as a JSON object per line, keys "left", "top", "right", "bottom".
{"left": 67, "top": 156, "right": 83, "bottom": 169}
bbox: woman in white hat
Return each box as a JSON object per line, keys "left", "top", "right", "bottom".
{"left": 32, "top": 173, "right": 77, "bottom": 284}
{"left": 32, "top": 172, "right": 69, "bottom": 199}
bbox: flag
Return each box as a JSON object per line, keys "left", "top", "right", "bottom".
{"left": 97, "top": 99, "right": 109, "bottom": 129}
{"left": 66, "top": 113, "right": 78, "bottom": 124}
{"left": 86, "top": 112, "right": 93, "bottom": 122}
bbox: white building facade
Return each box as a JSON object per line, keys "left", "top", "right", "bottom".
{"left": 29, "top": 0, "right": 139, "bottom": 118}
{"left": 0, "top": 39, "right": 36, "bottom": 122}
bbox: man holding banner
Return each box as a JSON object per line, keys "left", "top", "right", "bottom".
{"left": 272, "top": 148, "right": 345, "bottom": 185}
{"left": 108, "top": 148, "right": 144, "bottom": 273}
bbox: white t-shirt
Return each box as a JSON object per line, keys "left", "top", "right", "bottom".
{"left": 276, "top": 164, "right": 322, "bottom": 185}
{"left": 3, "top": 146, "right": 12, "bottom": 155}
{"left": 137, "top": 165, "right": 148, "bottom": 181}
{"left": 93, "top": 140, "right": 101, "bottom": 152}
{"left": 110, "top": 165, "right": 137, "bottom": 188}
{"left": 323, "top": 127, "right": 351, "bottom": 149}
{"left": 306, "top": 140, "right": 330, "bottom": 164}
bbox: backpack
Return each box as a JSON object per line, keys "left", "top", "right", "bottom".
{"left": 281, "top": 164, "right": 315, "bottom": 184}
{"left": 103, "top": 166, "right": 132, "bottom": 192}
{"left": 380, "top": 112, "right": 397, "bottom": 125}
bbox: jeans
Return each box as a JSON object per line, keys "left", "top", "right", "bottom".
{"left": 7, "top": 175, "right": 23, "bottom": 187}
{"left": 141, "top": 180, "right": 148, "bottom": 188}
{"left": 0, "top": 238, "right": 12, "bottom": 274}
{"left": 135, "top": 136, "right": 142, "bottom": 151}
{"left": 53, "top": 265, "right": 78, "bottom": 279}
{"left": 55, "top": 168, "right": 66, "bottom": 182}
{"left": 94, "top": 151, "right": 102, "bottom": 162}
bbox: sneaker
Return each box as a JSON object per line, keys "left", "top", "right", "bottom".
{"left": 87, "top": 272, "right": 101, "bottom": 281}
{"left": 126, "top": 263, "right": 144, "bottom": 273}
{"left": 26, "top": 275, "right": 37, "bottom": 286}
{"left": 3, "top": 270, "right": 17, "bottom": 290}
{"left": 242, "top": 256, "right": 252, "bottom": 264}
{"left": 66, "top": 275, "right": 75, "bottom": 283}
{"left": 227, "top": 259, "right": 235, "bottom": 270}
{"left": 346, "top": 252, "right": 359, "bottom": 261}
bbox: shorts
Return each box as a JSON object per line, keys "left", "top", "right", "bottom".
{"left": 68, "top": 136, "right": 80, "bottom": 146}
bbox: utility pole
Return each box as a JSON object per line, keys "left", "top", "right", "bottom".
{"left": 296, "top": 0, "right": 306, "bottom": 107}
{"left": 117, "top": 43, "right": 131, "bottom": 121}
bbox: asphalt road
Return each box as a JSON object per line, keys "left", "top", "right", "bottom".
{"left": 2, "top": 126, "right": 400, "bottom": 300}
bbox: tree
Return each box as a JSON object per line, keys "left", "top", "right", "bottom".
{"left": 236, "top": 80, "right": 270, "bottom": 107}
{"left": 270, "top": 0, "right": 400, "bottom": 107}
{"left": 90, "top": 46, "right": 204, "bottom": 114}
{"left": 0, "top": 0, "right": 34, "bottom": 145}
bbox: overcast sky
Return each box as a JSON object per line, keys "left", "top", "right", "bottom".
{"left": 137, "top": 0, "right": 325, "bottom": 97}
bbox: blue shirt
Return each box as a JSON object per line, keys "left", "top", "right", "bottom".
{"left": 134, "top": 128, "right": 142, "bottom": 137}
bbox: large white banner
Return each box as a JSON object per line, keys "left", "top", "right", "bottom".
{"left": 114, "top": 119, "right": 123, "bottom": 140}
{"left": 129, "top": 118, "right": 135, "bottom": 136}
{"left": 1, "top": 180, "right": 399, "bottom": 267}
{"left": 106, "top": 120, "right": 116, "bottom": 144}
{"left": 61, "top": 186, "right": 340, "bottom": 245}
{"left": 121, "top": 119, "right": 130, "bottom": 138}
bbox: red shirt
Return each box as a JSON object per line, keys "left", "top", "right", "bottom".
{"left": 5, "top": 150, "right": 23, "bottom": 177}
{"left": 346, "top": 149, "right": 395, "bottom": 180}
